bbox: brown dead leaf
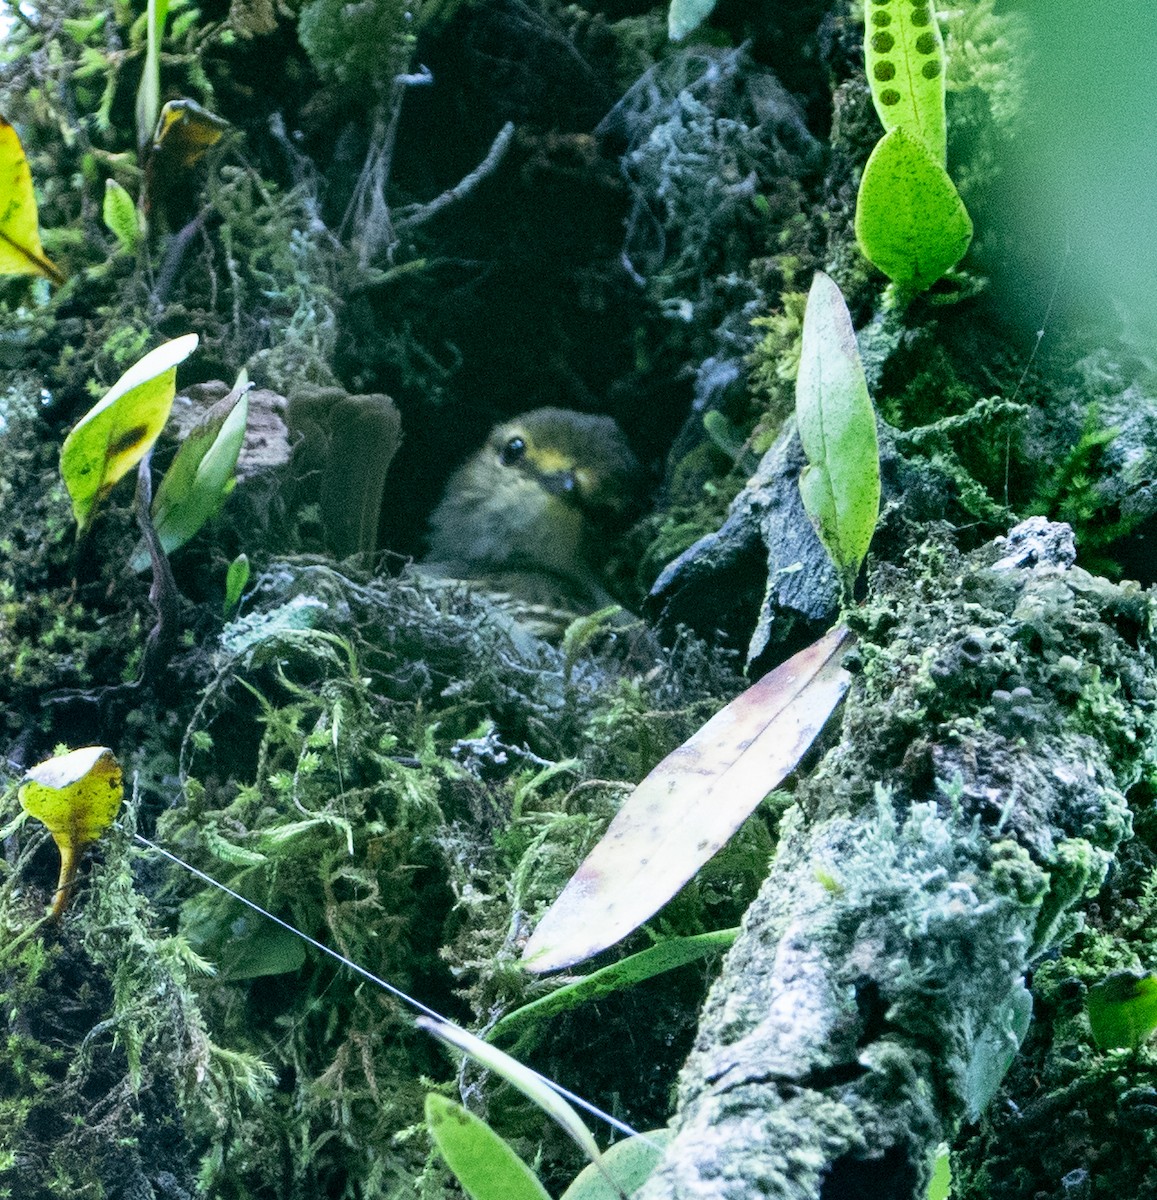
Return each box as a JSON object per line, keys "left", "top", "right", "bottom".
{"left": 522, "top": 624, "right": 854, "bottom": 971}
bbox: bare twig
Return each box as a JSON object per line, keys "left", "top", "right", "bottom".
{"left": 344, "top": 64, "right": 433, "bottom": 267}
{"left": 395, "top": 121, "right": 515, "bottom": 232}
{"left": 135, "top": 452, "right": 181, "bottom": 686}
{"left": 152, "top": 208, "right": 210, "bottom": 310}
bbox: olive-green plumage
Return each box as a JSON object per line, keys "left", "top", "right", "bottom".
{"left": 423, "top": 407, "right": 640, "bottom": 630}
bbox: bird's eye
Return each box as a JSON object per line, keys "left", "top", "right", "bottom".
{"left": 499, "top": 436, "right": 526, "bottom": 465}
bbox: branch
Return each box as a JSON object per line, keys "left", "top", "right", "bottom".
{"left": 135, "top": 452, "right": 181, "bottom": 686}
{"left": 637, "top": 520, "right": 1152, "bottom": 1199}
{"left": 394, "top": 121, "right": 515, "bottom": 232}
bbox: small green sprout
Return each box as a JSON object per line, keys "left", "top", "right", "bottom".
{"left": 1087, "top": 969, "right": 1157, "bottom": 1050}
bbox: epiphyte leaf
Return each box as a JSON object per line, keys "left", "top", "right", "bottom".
{"left": 102, "top": 178, "right": 142, "bottom": 252}
{"left": 0, "top": 115, "right": 65, "bottom": 285}
{"left": 424, "top": 1094, "right": 551, "bottom": 1200}
{"left": 854, "top": 126, "right": 973, "bottom": 293}
{"left": 795, "top": 271, "right": 880, "bottom": 600}
{"left": 561, "top": 1130, "right": 672, "bottom": 1200}
{"left": 668, "top": 0, "right": 717, "bottom": 41}
{"left": 151, "top": 99, "right": 230, "bottom": 167}
{"left": 184, "top": 899, "right": 307, "bottom": 981}
{"left": 521, "top": 624, "right": 854, "bottom": 972}
{"left": 417, "top": 1017, "right": 610, "bottom": 1180}
{"left": 864, "top": 0, "right": 947, "bottom": 164}
{"left": 225, "top": 553, "right": 250, "bottom": 614}
{"left": 492, "top": 929, "right": 737, "bottom": 1043}
{"left": 60, "top": 333, "right": 199, "bottom": 534}
{"left": 926, "top": 1144, "right": 951, "bottom": 1200}
{"left": 130, "top": 380, "right": 251, "bottom": 570}
{"left": 1087, "top": 969, "right": 1157, "bottom": 1050}
{"left": 961, "top": 981, "right": 1032, "bottom": 1119}
{"left": 19, "top": 746, "right": 123, "bottom": 918}
{"left": 135, "top": 0, "right": 169, "bottom": 151}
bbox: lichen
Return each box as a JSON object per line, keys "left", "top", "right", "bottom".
{"left": 635, "top": 524, "right": 1154, "bottom": 1199}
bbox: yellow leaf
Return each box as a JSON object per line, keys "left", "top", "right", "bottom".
{"left": 20, "top": 746, "right": 124, "bottom": 918}
{"left": 0, "top": 114, "right": 65, "bottom": 285}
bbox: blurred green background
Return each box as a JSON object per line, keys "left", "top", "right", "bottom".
{"left": 996, "top": 0, "right": 1157, "bottom": 343}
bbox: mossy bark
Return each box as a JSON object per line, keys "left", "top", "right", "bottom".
{"left": 638, "top": 522, "right": 1152, "bottom": 1199}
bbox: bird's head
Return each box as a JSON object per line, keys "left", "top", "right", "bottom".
{"left": 424, "top": 407, "right": 641, "bottom": 597}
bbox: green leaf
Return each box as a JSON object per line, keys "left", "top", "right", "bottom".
{"left": 668, "top": 0, "right": 716, "bottom": 41}
{"left": 961, "top": 982, "right": 1031, "bottom": 1120}
{"left": 135, "top": 0, "right": 170, "bottom": 151}
{"left": 927, "top": 1144, "right": 951, "bottom": 1200}
{"left": 225, "top": 553, "right": 250, "bottom": 614}
{"left": 212, "top": 912, "right": 306, "bottom": 981}
{"left": 1087, "top": 970, "right": 1157, "bottom": 1050}
{"left": 522, "top": 625, "right": 853, "bottom": 972}
{"left": 854, "top": 126, "right": 972, "bottom": 293}
{"left": 129, "top": 381, "right": 249, "bottom": 570}
{"left": 493, "top": 930, "right": 737, "bottom": 1043}
{"left": 417, "top": 1017, "right": 613, "bottom": 1184}
{"left": 425, "top": 1095, "right": 551, "bottom": 1200}
{"left": 795, "top": 272, "right": 880, "bottom": 600}
{"left": 60, "top": 334, "right": 199, "bottom": 534}
{"left": 102, "top": 178, "right": 141, "bottom": 252}
{"left": 561, "top": 1130, "right": 671, "bottom": 1200}
{"left": 863, "top": 0, "right": 947, "bottom": 164}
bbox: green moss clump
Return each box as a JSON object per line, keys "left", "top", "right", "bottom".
{"left": 297, "top": 0, "right": 412, "bottom": 87}
{"left": 0, "top": 785, "right": 239, "bottom": 1200}
{"left": 146, "top": 560, "right": 748, "bottom": 1197}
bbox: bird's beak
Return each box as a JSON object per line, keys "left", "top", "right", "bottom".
{"left": 539, "top": 468, "right": 578, "bottom": 499}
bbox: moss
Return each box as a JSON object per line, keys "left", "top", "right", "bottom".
{"left": 0, "top": 785, "right": 225, "bottom": 1199}
{"left": 836, "top": 535, "right": 1154, "bottom": 1200}
{"left": 132, "top": 560, "right": 748, "bottom": 1197}
{"left": 296, "top": 0, "right": 411, "bottom": 88}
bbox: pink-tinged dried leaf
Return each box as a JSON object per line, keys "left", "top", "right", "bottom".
{"left": 522, "top": 625, "right": 854, "bottom": 972}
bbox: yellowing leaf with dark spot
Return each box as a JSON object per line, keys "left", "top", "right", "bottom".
{"left": 20, "top": 746, "right": 123, "bottom": 918}
{"left": 60, "top": 334, "right": 198, "bottom": 534}
{"left": 522, "top": 624, "right": 854, "bottom": 972}
{"left": 0, "top": 115, "right": 65, "bottom": 285}
{"left": 152, "top": 99, "right": 229, "bottom": 168}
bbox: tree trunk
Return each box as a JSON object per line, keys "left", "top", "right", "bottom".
{"left": 639, "top": 520, "right": 1151, "bottom": 1199}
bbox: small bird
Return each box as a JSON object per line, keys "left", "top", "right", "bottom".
{"left": 422, "top": 407, "right": 642, "bottom": 635}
